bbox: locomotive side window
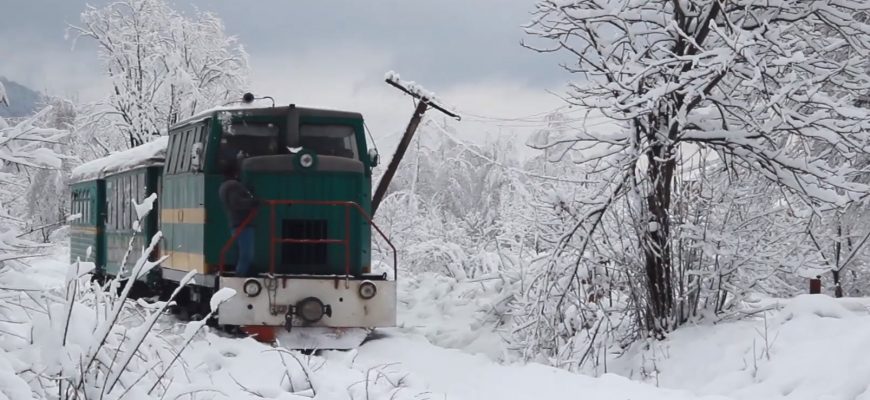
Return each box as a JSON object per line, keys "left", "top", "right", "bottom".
{"left": 166, "top": 134, "right": 181, "bottom": 174}
{"left": 190, "top": 125, "right": 205, "bottom": 172}
{"left": 299, "top": 125, "right": 358, "bottom": 159}
{"left": 180, "top": 128, "right": 194, "bottom": 172}
{"left": 167, "top": 124, "right": 207, "bottom": 174}
{"left": 219, "top": 120, "right": 279, "bottom": 169}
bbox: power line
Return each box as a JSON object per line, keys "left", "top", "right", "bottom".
{"left": 427, "top": 119, "right": 596, "bottom": 185}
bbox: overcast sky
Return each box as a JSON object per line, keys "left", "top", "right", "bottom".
{"left": 0, "top": 0, "right": 574, "bottom": 142}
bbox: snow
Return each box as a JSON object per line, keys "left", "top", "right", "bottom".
{"left": 605, "top": 295, "right": 870, "bottom": 400}
{"left": 12, "top": 246, "right": 870, "bottom": 400}
{"left": 276, "top": 327, "right": 370, "bottom": 350}
{"left": 384, "top": 70, "right": 458, "bottom": 115}
{"left": 350, "top": 334, "right": 729, "bottom": 400}
{"left": 133, "top": 193, "right": 158, "bottom": 220}
{"left": 396, "top": 271, "right": 507, "bottom": 360}
{"left": 209, "top": 287, "right": 237, "bottom": 311}
{"left": 175, "top": 102, "right": 263, "bottom": 127}
{"left": 70, "top": 135, "right": 168, "bottom": 182}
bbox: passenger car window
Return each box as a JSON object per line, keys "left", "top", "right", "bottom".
{"left": 107, "top": 181, "right": 116, "bottom": 230}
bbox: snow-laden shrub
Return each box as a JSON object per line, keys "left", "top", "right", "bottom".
{"left": 0, "top": 191, "right": 238, "bottom": 400}
{"left": 0, "top": 232, "right": 235, "bottom": 400}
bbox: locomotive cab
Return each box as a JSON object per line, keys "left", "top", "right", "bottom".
{"left": 162, "top": 103, "right": 397, "bottom": 344}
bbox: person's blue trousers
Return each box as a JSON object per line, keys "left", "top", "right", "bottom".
{"left": 233, "top": 227, "right": 255, "bottom": 277}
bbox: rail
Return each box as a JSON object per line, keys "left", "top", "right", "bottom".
{"left": 218, "top": 200, "right": 398, "bottom": 281}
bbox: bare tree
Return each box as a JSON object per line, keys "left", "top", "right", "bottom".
{"left": 525, "top": 0, "right": 870, "bottom": 336}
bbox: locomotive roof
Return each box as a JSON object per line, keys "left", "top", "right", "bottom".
{"left": 70, "top": 136, "right": 168, "bottom": 183}
{"left": 172, "top": 104, "right": 363, "bottom": 129}
{"left": 70, "top": 104, "right": 363, "bottom": 183}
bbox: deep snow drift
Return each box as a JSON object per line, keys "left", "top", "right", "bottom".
{"left": 606, "top": 294, "right": 870, "bottom": 400}
{"left": 3, "top": 249, "right": 870, "bottom": 400}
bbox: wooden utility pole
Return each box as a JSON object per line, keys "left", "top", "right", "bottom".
{"left": 371, "top": 75, "right": 460, "bottom": 215}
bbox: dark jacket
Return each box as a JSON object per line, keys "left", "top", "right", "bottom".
{"left": 219, "top": 179, "right": 259, "bottom": 227}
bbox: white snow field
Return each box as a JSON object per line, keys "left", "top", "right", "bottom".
{"left": 3, "top": 250, "right": 870, "bottom": 400}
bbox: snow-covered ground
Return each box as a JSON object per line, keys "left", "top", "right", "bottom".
{"left": 607, "top": 295, "right": 870, "bottom": 400}
{"left": 5, "top": 249, "right": 870, "bottom": 400}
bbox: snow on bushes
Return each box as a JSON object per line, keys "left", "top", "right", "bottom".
{"left": 0, "top": 241, "right": 230, "bottom": 399}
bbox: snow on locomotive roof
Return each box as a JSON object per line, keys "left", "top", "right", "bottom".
{"left": 173, "top": 102, "right": 363, "bottom": 128}
{"left": 173, "top": 103, "right": 261, "bottom": 127}
{"left": 70, "top": 136, "right": 168, "bottom": 182}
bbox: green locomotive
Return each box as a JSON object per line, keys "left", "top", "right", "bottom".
{"left": 69, "top": 100, "right": 397, "bottom": 345}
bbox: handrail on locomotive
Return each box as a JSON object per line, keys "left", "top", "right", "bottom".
{"left": 218, "top": 199, "right": 398, "bottom": 281}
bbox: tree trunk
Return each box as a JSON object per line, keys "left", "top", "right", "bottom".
{"left": 833, "top": 222, "right": 843, "bottom": 298}
{"left": 644, "top": 139, "right": 676, "bottom": 336}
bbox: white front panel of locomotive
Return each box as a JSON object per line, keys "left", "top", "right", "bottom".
{"left": 217, "top": 277, "right": 397, "bottom": 327}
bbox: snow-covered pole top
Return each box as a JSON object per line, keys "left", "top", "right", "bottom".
{"left": 384, "top": 71, "right": 461, "bottom": 121}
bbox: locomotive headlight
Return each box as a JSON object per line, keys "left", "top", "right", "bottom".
{"left": 296, "top": 297, "right": 328, "bottom": 323}
{"left": 299, "top": 153, "right": 314, "bottom": 168}
{"left": 243, "top": 279, "right": 262, "bottom": 297}
{"left": 358, "top": 281, "right": 377, "bottom": 300}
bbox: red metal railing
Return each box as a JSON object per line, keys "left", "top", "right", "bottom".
{"left": 218, "top": 200, "right": 397, "bottom": 280}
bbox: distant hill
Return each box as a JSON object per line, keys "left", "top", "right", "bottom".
{"left": 0, "top": 77, "right": 42, "bottom": 118}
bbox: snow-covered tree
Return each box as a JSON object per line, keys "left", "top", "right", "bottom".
{"left": 524, "top": 0, "right": 870, "bottom": 339}
{"left": 0, "top": 91, "right": 67, "bottom": 263}
{"left": 70, "top": 0, "right": 249, "bottom": 148}
{"left": 0, "top": 79, "right": 8, "bottom": 108}
{"left": 21, "top": 97, "right": 78, "bottom": 242}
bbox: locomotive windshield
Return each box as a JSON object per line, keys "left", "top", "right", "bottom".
{"left": 299, "top": 125, "right": 358, "bottom": 159}
{"left": 219, "top": 120, "right": 279, "bottom": 168}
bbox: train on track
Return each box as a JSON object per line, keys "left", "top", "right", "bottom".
{"left": 68, "top": 97, "right": 401, "bottom": 348}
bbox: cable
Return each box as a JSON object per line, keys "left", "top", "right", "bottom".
{"left": 460, "top": 105, "right": 574, "bottom": 123}
{"left": 456, "top": 118, "right": 620, "bottom": 130}
{"left": 426, "top": 119, "right": 597, "bottom": 185}
{"left": 456, "top": 107, "right": 618, "bottom": 131}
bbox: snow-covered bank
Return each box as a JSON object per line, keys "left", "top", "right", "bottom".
{"left": 11, "top": 249, "right": 870, "bottom": 400}
{"left": 1, "top": 251, "right": 726, "bottom": 399}
{"left": 396, "top": 271, "right": 508, "bottom": 360}
{"left": 608, "top": 295, "right": 870, "bottom": 400}
{"left": 350, "top": 333, "right": 729, "bottom": 400}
